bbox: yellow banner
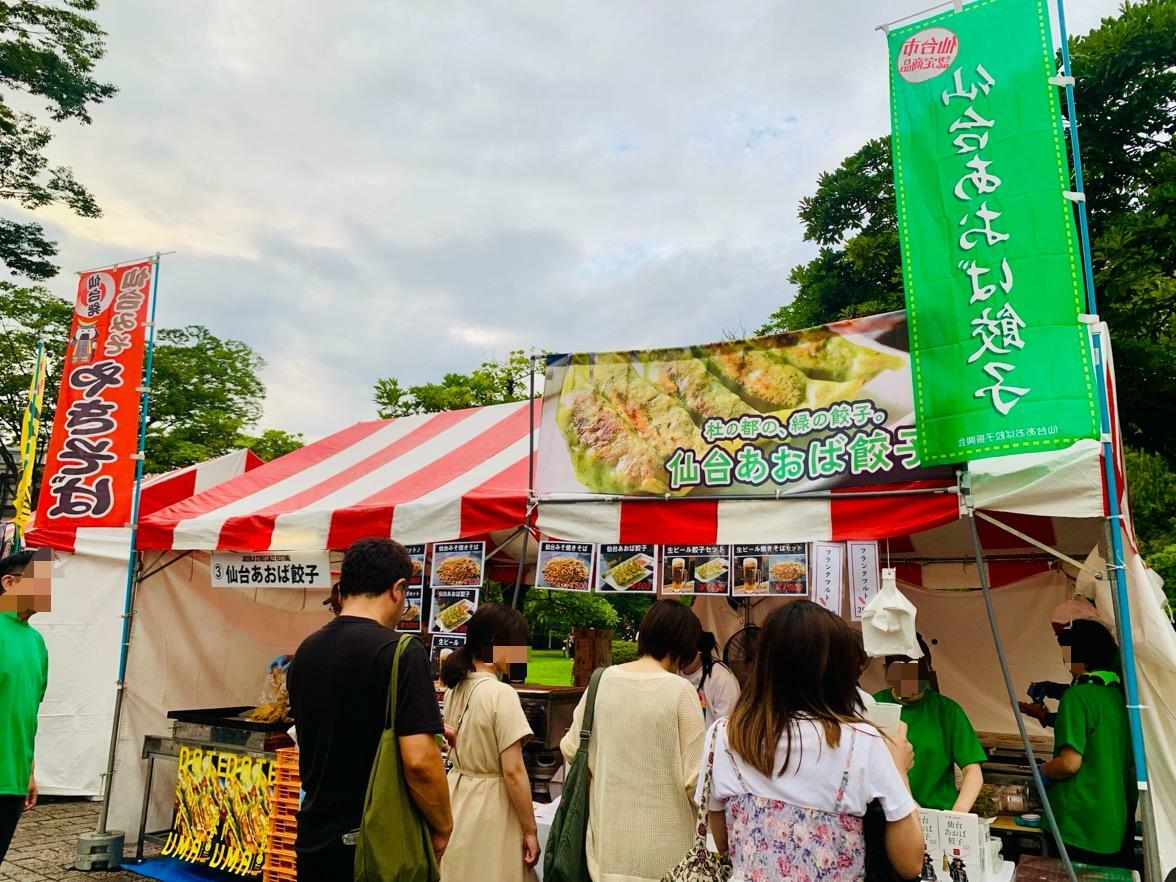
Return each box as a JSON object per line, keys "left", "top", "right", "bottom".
{"left": 12, "top": 345, "right": 48, "bottom": 536}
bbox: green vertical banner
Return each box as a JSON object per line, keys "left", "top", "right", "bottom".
{"left": 887, "top": 0, "right": 1099, "bottom": 466}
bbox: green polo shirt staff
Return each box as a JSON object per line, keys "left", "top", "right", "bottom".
{"left": 1033, "top": 620, "right": 1136, "bottom": 868}
{"left": 874, "top": 634, "right": 986, "bottom": 812}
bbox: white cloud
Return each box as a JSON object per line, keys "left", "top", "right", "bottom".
{"left": 18, "top": 0, "right": 1121, "bottom": 439}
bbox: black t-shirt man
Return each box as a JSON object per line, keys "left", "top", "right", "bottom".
{"left": 288, "top": 617, "right": 441, "bottom": 853}
{"left": 285, "top": 537, "right": 448, "bottom": 880}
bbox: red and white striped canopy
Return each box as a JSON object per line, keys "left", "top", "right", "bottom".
{"left": 137, "top": 401, "right": 538, "bottom": 551}
{"left": 26, "top": 448, "right": 263, "bottom": 554}
{"left": 134, "top": 394, "right": 1109, "bottom": 559}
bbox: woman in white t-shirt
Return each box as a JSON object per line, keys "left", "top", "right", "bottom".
{"left": 699, "top": 600, "right": 924, "bottom": 882}
{"left": 679, "top": 632, "right": 741, "bottom": 728}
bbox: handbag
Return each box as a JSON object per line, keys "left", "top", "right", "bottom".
{"left": 865, "top": 798, "right": 910, "bottom": 882}
{"left": 354, "top": 634, "right": 440, "bottom": 882}
{"left": 660, "top": 721, "right": 732, "bottom": 882}
{"left": 542, "top": 666, "right": 606, "bottom": 882}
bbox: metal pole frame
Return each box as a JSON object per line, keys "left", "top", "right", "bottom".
{"left": 1054, "top": 1, "right": 1160, "bottom": 874}
{"left": 965, "top": 508, "right": 1078, "bottom": 882}
{"left": 95, "top": 254, "right": 163, "bottom": 835}
{"left": 11, "top": 339, "right": 47, "bottom": 553}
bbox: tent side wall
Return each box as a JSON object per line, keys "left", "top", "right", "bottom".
{"left": 106, "top": 553, "right": 331, "bottom": 842}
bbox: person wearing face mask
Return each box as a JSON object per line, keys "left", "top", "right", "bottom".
{"left": 874, "top": 634, "right": 986, "bottom": 812}
{"left": 440, "top": 603, "right": 539, "bottom": 882}
{"left": 0, "top": 551, "right": 49, "bottom": 866}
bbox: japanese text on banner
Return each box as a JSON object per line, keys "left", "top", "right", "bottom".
{"left": 35, "top": 261, "right": 155, "bottom": 528}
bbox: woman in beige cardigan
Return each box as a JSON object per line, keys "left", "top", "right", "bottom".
{"left": 560, "top": 600, "right": 706, "bottom": 882}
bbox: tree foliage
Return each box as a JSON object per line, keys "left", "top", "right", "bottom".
{"left": 760, "top": 1, "right": 1176, "bottom": 603}
{"left": 0, "top": 1, "right": 117, "bottom": 279}
{"left": 761, "top": 0, "right": 1176, "bottom": 462}
{"left": 239, "top": 429, "right": 304, "bottom": 463}
{"left": 523, "top": 589, "right": 619, "bottom": 643}
{"left": 0, "top": 286, "right": 298, "bottom": 485}
{"left": 374, "top": 349, "right": 543, "bottom": 419}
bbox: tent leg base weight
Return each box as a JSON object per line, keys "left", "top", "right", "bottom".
{"left": 74, "top": 830, "right": 124, "bottom": 871}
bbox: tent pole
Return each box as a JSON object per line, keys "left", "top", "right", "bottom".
{"left": 513, "top": 358, "right": 537, "bottom": 612}
{"left": 94, "top": 254, "right": 163, "bottom": 839}
{"left": 1055, "top": 0, "right": 1159, "bottom": 870}
{"left": 511, "top": 518, "right": 532, "bottom": 610}
{"left": 966, "top": 512, "right": 1078, "bottom": 882}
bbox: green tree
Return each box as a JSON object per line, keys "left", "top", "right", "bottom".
{"left": 239, "top": 429, "right": 304, "bottom": 463}
{"left": 0, "top": 1, "right": 117, "bottom": 279}
{"left": 761, "top": 0, "right": 1176, "bottom": 460}
{"left": 0, "top": 286, "right": 299, "bottom": 486}
{"left": 1124, "top": 448, "right": 1176, "bottom": 606}
{"left": 523, "top": 589, "right": 618, "bottom": 648}
{"left": 374, "top": 349, "right": 543, "bottom": 418}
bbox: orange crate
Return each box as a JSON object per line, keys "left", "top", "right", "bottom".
{"left": 273, "top": 781, "right": 300, "bottom": 801}
{"left": 271, "top": 812, "right": 298, "bottom": 837}
{"left": 264, "top": 849, "right": 297, "bottom": 872}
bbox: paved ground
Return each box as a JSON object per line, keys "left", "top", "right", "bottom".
{"left": 0, "top": 798, "right": 154, "bottom": 882}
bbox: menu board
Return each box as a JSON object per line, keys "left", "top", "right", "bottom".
{"left": 430, "top": 541, "right": 486, "bottom": 587}
{"left": 430, "top": 588, "right": 480, "bottom": 634}
{"left": 731, "top": 543, "right": 809, "bottom": 596}
{"left": 536, "top": 541, "right": 594, "bottom": 592}
{"left": 659, "top": 545, "right": 731, "bottom": 596}
{"left": 396, "top": 544, "right": 428, "bottom": 633}
{"left": 849, "top": 541, "right": 881, "bottom": 621}
{"left": 160, "top": 745, "right": 274, "bottom": 876}
{"left": 397, "top": 585, "right": 425, "bottom": 633}
{"left": 596, "top": 544, "right": 657, "bottom": 593}
{"left": 430, "top": 634, "right": 466, "bottom": 679}
{"left": 812, "top": 542, "right": 844, "bottom": 612}
{"left": 406, "top": 544, "right": 427, "bottom": 586}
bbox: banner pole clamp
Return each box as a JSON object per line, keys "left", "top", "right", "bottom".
{"left": 129, "top": 452, "right": 144, "bottom": 462}
{"left": 1048, "top": 75, "right": 1075, "bottom": 87}
{"left": 1063, "top": 190, "right": 1086, "bottom": 202}
{"left": 1078, "top": 313, "right": 1099, "bottom": 324}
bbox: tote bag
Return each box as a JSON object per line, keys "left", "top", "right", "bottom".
{"left": 660, "top": 720, "right": 732, "bottom": 882}
{"left": 542, "top": 666, "right": 605, "bottom": 882}
{"left": 354, "top": 634, "right": 440, "bottom": 882}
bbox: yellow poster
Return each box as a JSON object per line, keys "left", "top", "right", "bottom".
{"left": 161, "top": 746, "right": 275, "bottom": 876}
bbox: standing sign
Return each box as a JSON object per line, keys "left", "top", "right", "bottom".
{"left": 887, "top": 0, "right": 1098, "bottom": 465}
{"left": 35, "top": 261, "right": 155, "bottom": 527}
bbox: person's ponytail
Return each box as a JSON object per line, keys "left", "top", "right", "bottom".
{"left": 440, "top": 644, "right": 475, "bottom": 688}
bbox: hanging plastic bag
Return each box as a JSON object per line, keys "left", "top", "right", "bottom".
{"left": 861, "top": 567, "right": 921, "bottom": 658}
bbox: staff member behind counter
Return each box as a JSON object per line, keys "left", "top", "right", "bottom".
{"left": 874, "top": 634, "right": 986, "bottom": 812}
{"left": 1025, "top": 620, "right": 1135, "bottom": 869}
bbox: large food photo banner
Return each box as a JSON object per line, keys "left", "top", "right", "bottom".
{"left": 596, "top": 544, "right": 657, "bottom": 593}
{"left": 535, "top": 312, "right": 945, "bottom": 499}
{"left": 659, "top": 545, "right": 731, "bottom": 596}
{"left": 536, "top": 541, "right": 595, "bottom": 592}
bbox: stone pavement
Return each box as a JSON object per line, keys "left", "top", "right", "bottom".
{"left": 0, "top": 798, "right": 154, "bottom": 882}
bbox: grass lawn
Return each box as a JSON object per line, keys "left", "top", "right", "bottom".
{"left": 527, "top": 648, "right": 573, "bottom": 686}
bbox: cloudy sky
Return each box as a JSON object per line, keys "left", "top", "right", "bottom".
{"left": 24, "top": 0, "right": 1119, "bottom": 440}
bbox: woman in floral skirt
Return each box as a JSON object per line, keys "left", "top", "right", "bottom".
{"left": 700, "top": 600, "right": 925, "bottom": 882}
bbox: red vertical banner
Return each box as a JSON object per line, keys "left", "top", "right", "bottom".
{"left": 35, "top": 260, "right": 155, "bottom": 528}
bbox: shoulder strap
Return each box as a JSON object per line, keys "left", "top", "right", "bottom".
{"left": 448, "top": 676, "right": 491, "bottom": 769}
{"left": 578, "top": 666, "right": 607, "bottom": 746}
{"left": 384, "top": 634, "right": 413, "bottom": 731}
{"left": 833, "top": 725, "right": 859, "bottom": 811}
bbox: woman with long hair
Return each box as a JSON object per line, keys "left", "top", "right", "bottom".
{"left": 439, "top": 603, "right": 539, "bottom": 882}
{"left": 560, "top": 599, "right": 706, "bottom": 882}
{"left": 702, "top": 600, "right": 924, "bottom": 882}
{"left": 679, "top": 630, "right": 741, "bottom": 728}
